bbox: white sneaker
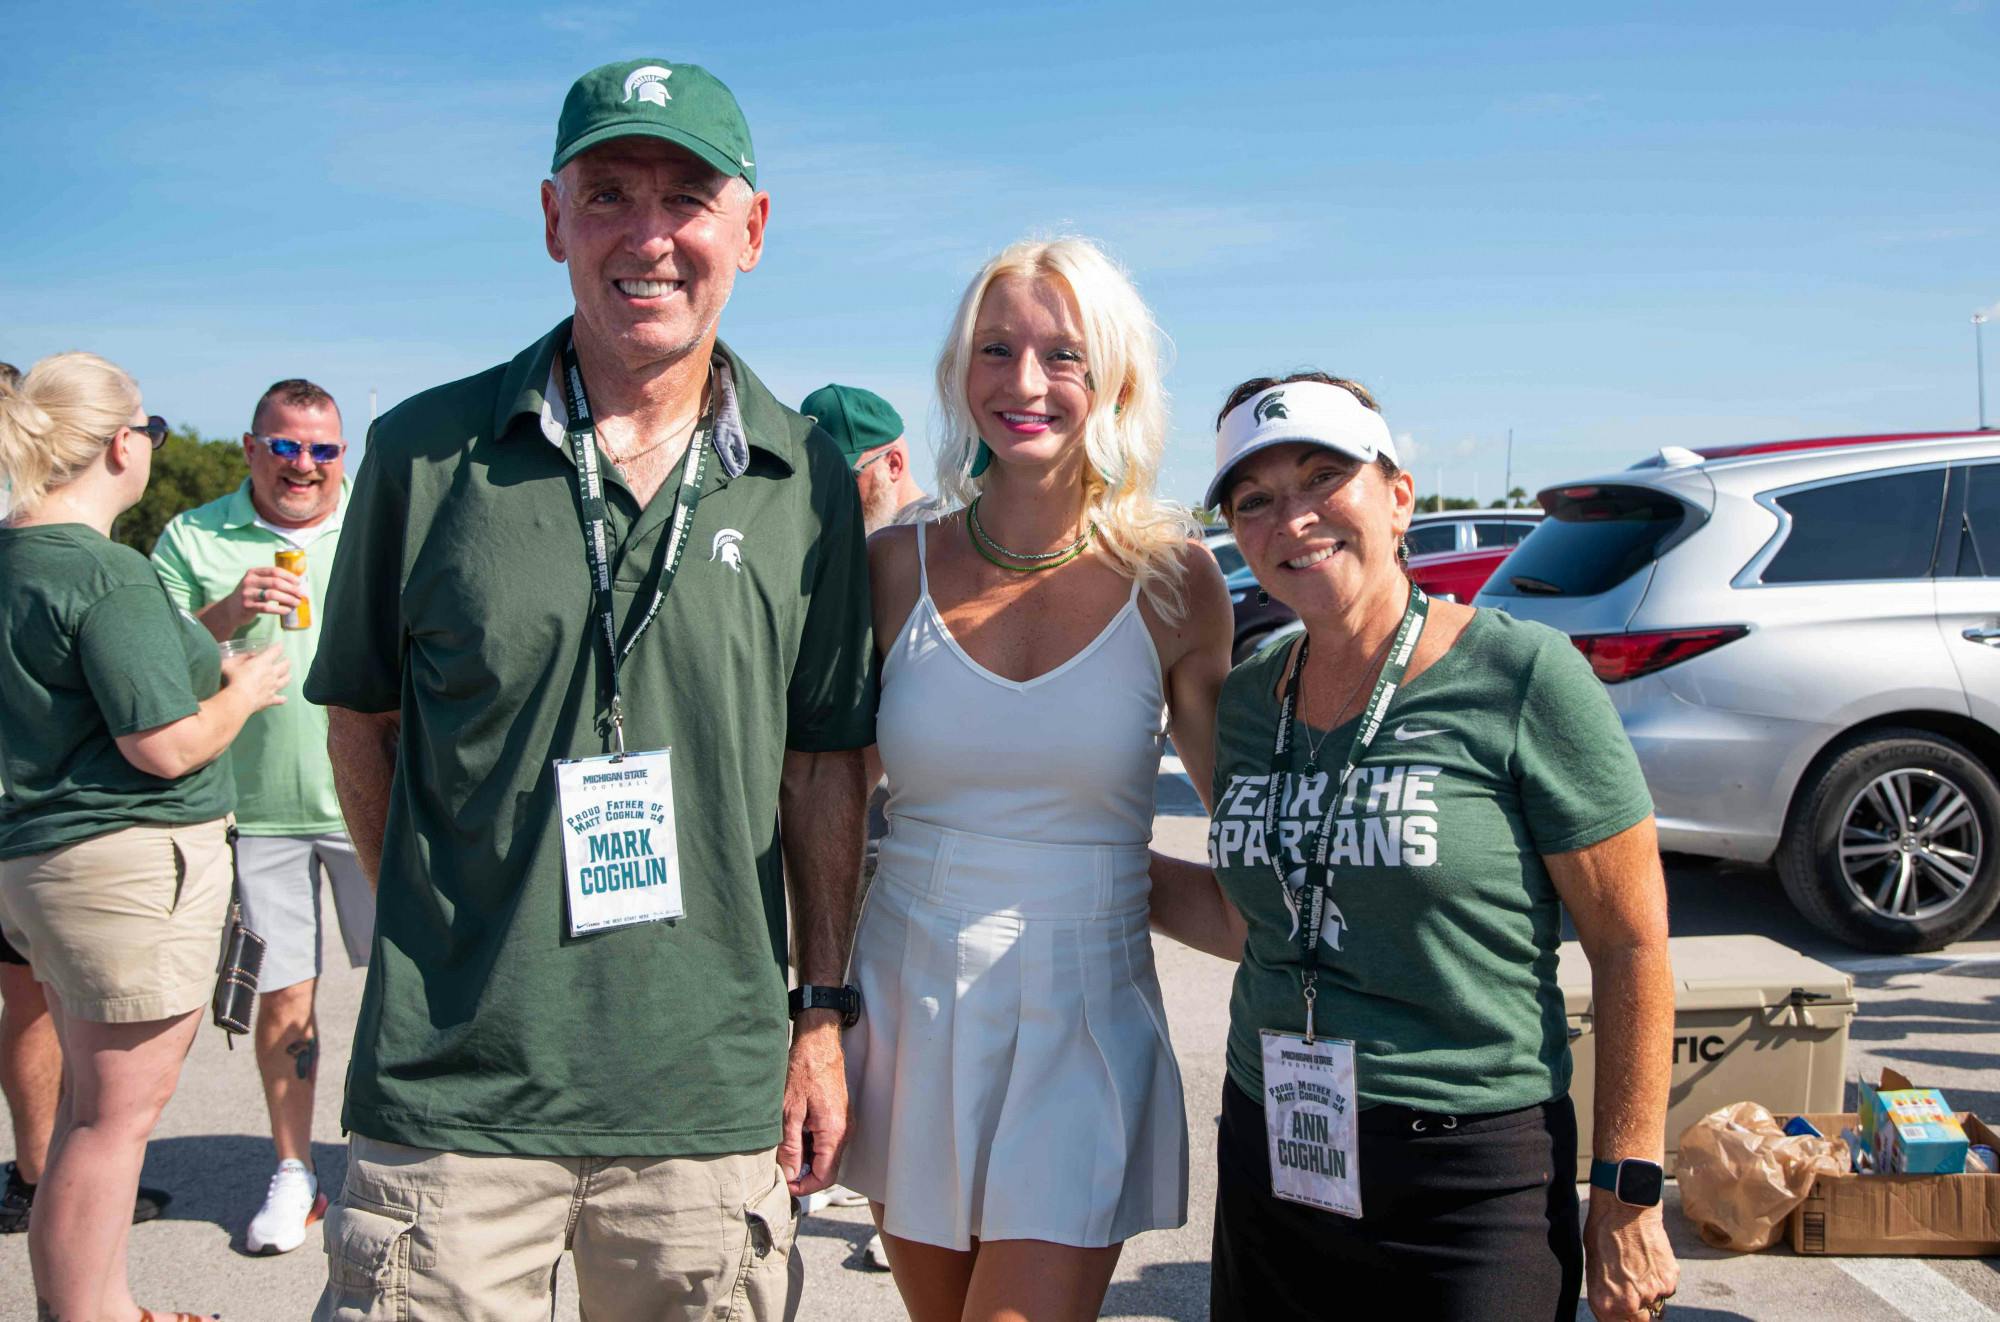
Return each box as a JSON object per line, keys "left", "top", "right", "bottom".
{"left": 863, "top": 1232, "right": 891, "bottom": 1271}
{"left": 244, "top": 1159, "right": 326, "bottom": 1255}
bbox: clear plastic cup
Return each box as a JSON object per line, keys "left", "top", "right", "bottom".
{"left": 218, "top": 638, "right": 275, "bottom": 659}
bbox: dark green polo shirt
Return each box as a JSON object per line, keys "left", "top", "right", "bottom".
{"left": 305, "top": 318, "right": 876, "bottom": 1157}
{"left": 0, "top": 525, "right": 233, "bottom": 859}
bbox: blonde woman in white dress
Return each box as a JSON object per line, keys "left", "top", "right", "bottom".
{"left": 841, "top": 236, "right": 1234, "bottom": 1321}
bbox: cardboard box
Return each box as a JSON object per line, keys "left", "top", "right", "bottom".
{"left": 1561, "top": 935, "right": 1854, "bottom": 1178}
{"left": 1785, "top": 1071, "right": 2000, "bottom": 1256}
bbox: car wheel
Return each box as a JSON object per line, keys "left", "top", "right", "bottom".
{"left": 1777, "top": 728, "right": 2000, "bottom": 953}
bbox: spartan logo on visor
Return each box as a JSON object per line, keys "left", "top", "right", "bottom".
{"left": 622, "top": 66, "right": 673, "bottom": 106}
{"left": 1253, "top": 391, "right": 1289, "bottom": 424}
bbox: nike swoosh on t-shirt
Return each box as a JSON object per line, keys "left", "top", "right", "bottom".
{"left": 1392, "top": 725, "right": 1446, "bottom": 741}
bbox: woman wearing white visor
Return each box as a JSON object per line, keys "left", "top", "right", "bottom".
{"left": 1148, "top": 372, "right": 1681, "bottom": 1321}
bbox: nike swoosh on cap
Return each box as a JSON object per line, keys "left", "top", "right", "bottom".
{"left": 1392, "top": 725, "right": 1446, "bottom": 741}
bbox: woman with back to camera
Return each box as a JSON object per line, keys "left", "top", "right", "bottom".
{"left": 839, "top": 236, "right": 1234, "bottom": 1321}
{"left": 1148, "top": 371, "right": 1681, "bottom": 1321}
{"left": 0, "top": 353, "right": 289, "bottom": 1322}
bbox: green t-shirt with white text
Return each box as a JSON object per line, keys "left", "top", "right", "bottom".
{"left": 0, "top": 524, "right": 233, "bottom": 858}
{"left": 1209, "top": 608, "right": 1651, "bottom": 1115}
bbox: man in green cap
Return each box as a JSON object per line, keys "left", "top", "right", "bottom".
{"left": 799, "top": 383, "right": 929, "bottom": 535}
{"left": 308, "top": 59, "right": 873, "bottom": 1321}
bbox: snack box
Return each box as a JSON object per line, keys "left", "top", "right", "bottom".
{"left": 1859, "top": 1086, "right": 1969, "bottom": 1175}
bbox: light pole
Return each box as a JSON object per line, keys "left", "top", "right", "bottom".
{"left": 1976, "top": 313, "right": 1990, "bottom": 431}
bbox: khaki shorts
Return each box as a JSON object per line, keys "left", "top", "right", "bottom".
{"left": 0, "top": 819, "right": 232, "bottom": 1023}
{"left": 315, "top": 1136, "right": 802, "bottom": 1322}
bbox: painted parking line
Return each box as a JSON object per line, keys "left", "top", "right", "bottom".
{"left": 1834, "top": 1258, "right": 1997, "bottom": 1321}
{"left": 1825, "top": 950, "right": 2000, "bottom": 976}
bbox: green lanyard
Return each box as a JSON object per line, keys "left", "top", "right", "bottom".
{"left": 1264, "top": 581, "right": 1429, "bottom": 1040}
{"left": 560, "top": 338, "right": 709, "bottom": 757}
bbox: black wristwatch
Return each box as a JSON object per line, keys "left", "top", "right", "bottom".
{"left": 1590, "top": 1157, "right": 1665, "bottom": 1208}
{"left": 789, "top": 984, "right": 860, "bottom": 1029}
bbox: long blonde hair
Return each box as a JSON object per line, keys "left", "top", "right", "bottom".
{"left": 0, "top": 352, "right": 142, "bottom": 513}
{"left": 934, "top": 236, "right": 1195, "bottom": 620}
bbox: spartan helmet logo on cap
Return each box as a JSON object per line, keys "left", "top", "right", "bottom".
{"left": 622, "top": 66, "right": 673, "bottom": 106}
{"left": 710, "top": 528, "right": 745, "bottom": 571}
{"left": 1253, "top": 390, "right": 1290, "bottom": 425}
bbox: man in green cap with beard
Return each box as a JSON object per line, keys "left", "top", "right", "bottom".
{"left": 308, "top": 59, "right": 874, "bottom": 1320}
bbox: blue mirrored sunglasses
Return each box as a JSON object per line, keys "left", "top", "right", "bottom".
{"left": 252, "top": 434, "right": 346, "bottom": 464}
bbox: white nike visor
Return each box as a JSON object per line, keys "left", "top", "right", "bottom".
{"left": 1206, "top": 381, "right": 1398, "bottom": 511}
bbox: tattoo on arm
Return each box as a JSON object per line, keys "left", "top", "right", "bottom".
{"left": 287, "top": 1035, "right": 319, "bottom": 1082}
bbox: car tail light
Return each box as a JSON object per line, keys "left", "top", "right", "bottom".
{"left": 1569, "top": 626, "right": 1748, "bottom": 683}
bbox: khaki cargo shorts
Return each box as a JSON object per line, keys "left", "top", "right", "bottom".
{"left": 0, "top": 818, "right": 232, "bottom": 1022}
{"left": 315, "top": 1135, "right": 802, "bottom": 1322}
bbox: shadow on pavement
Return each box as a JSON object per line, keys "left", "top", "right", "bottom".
{"left": 1103, "top": 1259, "right": 1208, "bottom": 1320}
{"left": 795, "top": 1212, "right": 892, "bottom": 1274}
{"left": 143, "top": 1134, "right": 349, "bottom": 1248}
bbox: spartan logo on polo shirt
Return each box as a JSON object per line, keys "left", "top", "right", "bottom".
{"left": 1253, "top": 391, "right": 1289, "bottom": 424}
{"left": 710, "top": 528, "right": 744, "bottom": 571}
{"left": 622, "top": 66, "right": 673, "bottom": 106}
{"left": 1209, "top": 763, "right": 1443, "bottom": 947}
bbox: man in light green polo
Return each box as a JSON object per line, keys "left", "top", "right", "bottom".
{"left": 151, "top": 377, "right": 372, "bottom": 1256}
{"left": 305, "top": 59, "right": 872, "bottom": 1320}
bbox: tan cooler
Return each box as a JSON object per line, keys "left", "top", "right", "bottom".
{"left": 1560, "top": 934, "right": 1855, "bottom": 1179}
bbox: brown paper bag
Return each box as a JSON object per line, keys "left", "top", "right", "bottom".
{"left": 1677, "top": 1102, "right": 1851, "bottom": 1251}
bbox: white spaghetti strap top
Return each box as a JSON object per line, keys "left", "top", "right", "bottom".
{"left": 875, "top": 522, "right": 1167, "bottom": 847}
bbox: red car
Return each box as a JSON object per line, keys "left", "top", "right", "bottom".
{"left": 1404, "top": 510, "right": 1543, "bottom": 602}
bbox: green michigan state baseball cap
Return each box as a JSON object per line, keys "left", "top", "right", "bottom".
{"left": 801, "top": 385, "right": 904, "bottom": 463}
{"left": 552, "top": 59, "right": 757, "bottom": 187}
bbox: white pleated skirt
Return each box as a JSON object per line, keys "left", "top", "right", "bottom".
{"left": 841, "top": 816, "right": 1189, "bottom": 1250}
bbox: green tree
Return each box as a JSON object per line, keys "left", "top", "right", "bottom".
{"left": 1506, "top": 486, "right": 1529, "bottom": 508}
{"left": 112, "top": 427, "right": 248, "bottom": 555}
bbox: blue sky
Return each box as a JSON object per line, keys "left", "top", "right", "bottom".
{"left": 5, "top": 1, "right": 1996, "bottom": 506}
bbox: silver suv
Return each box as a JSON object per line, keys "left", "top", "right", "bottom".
{"left": 1475, "top": 430, "right": 2000, "bottom": 951}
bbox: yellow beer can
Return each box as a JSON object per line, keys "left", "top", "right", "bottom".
{"left": 275, "top": 549, "right": 311, "bottom": 630}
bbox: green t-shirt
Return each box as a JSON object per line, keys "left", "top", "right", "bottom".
{"left": 0, "top": 524, "right": 234, "bottom": 858}
{"left": 151, "top": 481, "right": 349, "bottom": 836}
{"left": 304, "top": 319, "right": 877, "bottom": 1158}
{"left": 1208, "top": 608, "right": 1652, "bottom": 1114}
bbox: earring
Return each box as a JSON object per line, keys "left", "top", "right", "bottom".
{"left": 1256, "top": 588, "right": 1270, "bottom": 606}
{"left": 968, "top": 439, "right": 992, "bottom": 478}
{"left": 1397, "top": 536, "right": 1410, "bottom": 568}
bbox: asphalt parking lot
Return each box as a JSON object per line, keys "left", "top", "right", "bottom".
{"left": 2, "top": 765, "right": 1995, "bottom": 1320}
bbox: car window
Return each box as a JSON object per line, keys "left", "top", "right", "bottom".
{"left": 1473, "top": 520, "right": 1536, "bottom": 548}
{"left": 1209, "top": 540, "right": 1246, "bottom": 577}
{"left": 1762, "top": 469, "right": 1946, "bottom": 585}
{"left": 1405, "top": 524, "right": 1458, "bottom": 557}
{"left": 1481, "top": 485, "right": 1691, "bottom": 598}
{"left": 1952, "top": 462, "right": 1999, "bottom": 577}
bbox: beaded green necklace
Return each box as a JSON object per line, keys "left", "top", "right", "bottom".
{"left": 967, "top": 497, "right": 1096, "bottom": 573}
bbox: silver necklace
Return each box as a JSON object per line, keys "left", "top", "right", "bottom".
{"left": 1298, "top": 629, "right": 1395, "bottom": 772}
{"left": 601, "top": 367, "right": 714, "bottom": 465}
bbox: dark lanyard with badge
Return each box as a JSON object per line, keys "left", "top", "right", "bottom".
{"left": 1258, "top": 581, "right": 1428, "bottom": 1217}
{"left": 551, "top": 338, "right": 708, "bottom": 937}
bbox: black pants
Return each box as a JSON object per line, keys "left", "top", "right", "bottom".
{"left": 1212, "top": 1078, "right": 1582, "bottom": 1322}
